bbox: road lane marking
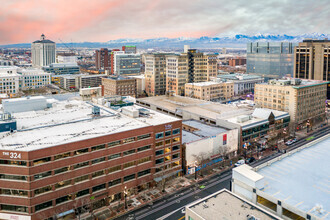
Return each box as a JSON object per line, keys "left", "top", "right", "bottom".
{"left": 178, "top": 216, "right": 185, "bottom": 220}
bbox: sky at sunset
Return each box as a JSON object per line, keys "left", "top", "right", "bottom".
{"left": 0, "top": 0, "right": 329, "bottom": 44}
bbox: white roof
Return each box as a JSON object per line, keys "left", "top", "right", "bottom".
{"left": 234, "top": 164, "right": 264, "bottom": 182}
{"left": 0, "top": 100, "right": 180, "bottom": 151}
{"left": 186, "top": 81, "right": 221, "bottom": 86}
{"left": 252, "top": 108, "right": 289, "bottom": 119}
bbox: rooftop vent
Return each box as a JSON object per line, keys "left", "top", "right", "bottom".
{"left": 92, "top": 106, "right": 100, "bottom": 116}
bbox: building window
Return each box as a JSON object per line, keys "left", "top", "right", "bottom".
{"left": 34, "top": 185, "right": 52, "bottom": 195}
{"left": 34, "top": 171, "right": 52, "bottom": 180}
{"left": 55, "top": 167, "right": 70, "bottom": 176}
{"left": 123, "top": 137, "right": 135, "bottom": 144}
{"left": 123, "top": 161, "right": 136, "bottom": 169}
{"left": 164, "top": 147, "right": 171, "bottom": 154}
{"left": 165, "top": 139, "right": 171, "bottom": 145}
{"left": 33, "top": 157, "right": 51, "bottom": 165}
{"left": 172, "top": 153, "right": 180, "bottom": 159}
{"left": 108, "top": 140, "right": 121, "bottom": 147}
{"left": 109, "top": 178, "right": 121, "bottom": 187}
{"left": 92, "top": 170, "right": 105, "bottom": 178}
{"left": 92, "top": 157, "right": 106, "bottom": 164}
{"left": 137, "top": 134, "right": 151, "bottom": 140}
{"left": 137, "top": 156, "right": 151, "bottom": 164}
{"left": 56, "top": 195, "right": 71, "bottom": 205}
{"left": 0, "top": 204, "right": 28, "bottom": 213}
{"left": 108, "top": 165, "right": 121, "bottom": 173}
{"left": 74, "top": 161, "right": 89, "bottom": 169}
{"left": 35, "top": 201, "right": 53, "bottom": 212}
{"left": 74, "top": 148, "right": 89, "bottom": 155}
{"left": 155, "top": 132, "right": 164, "bottom": 139}
{"left": 91, "top": 144, "right": 106, "bottom": 151}
{"left": 155, "top": 141, "right": 164, "bottom": 147}
{"left": 108, "top": 153, "right": 121, "bottom": 160}
{"left": 54, "top": 152, "right": 71, "bottom": 160}
{"left": 75, "top": 174, "right": 89, "bottom": 183}
{"left": 155, "top": 158, "right": 164, "bottom": 164}
{"left": 92, "top": 183, "right": 106, "bottom": 192}
{"left": 0, "top": 174, "right": 27, "bottom": 181}
{"left": 76, "top": 189, "right": 89, "bottom": 198}
{"left": 165, "top": 130, "right": 171, "bottom": 137}
{"left": 55, "top": 179, "right": 71, "bottom": 189}
{"left": 172, "top": 128, "right": 180, "bottom": 135}
{"left": 172, "top": 145, "right": 180, "bottom": 151}
{"left": 123, "top": 149, "right": 135, "bottom": 156}
{"left": 172, "top": 137, "right": 180, "bottom": 143}
{"left": 124, "top": 174, "right": 135, "bottom": 182}
{"left": 137, "top": 145, "right": 151, "bottom": 152}
{"left": 138, "top": 169, "right": 151, "bottom": 177}
{"left": 155, "top": 150, "right": 164, "bottom": 156}
{"left": 0, "top": 189, "right": 28, "bottom": 197}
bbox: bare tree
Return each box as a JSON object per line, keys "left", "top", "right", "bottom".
{"left": 217, "top": 145, "right": 230, "bottom": 168}
{"left": 192, "top": 152, "right": 209, "bottom": 178}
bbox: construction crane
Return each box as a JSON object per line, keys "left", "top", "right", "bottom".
{"left": 58, "top": 38, "right": 76, "bottom": 54}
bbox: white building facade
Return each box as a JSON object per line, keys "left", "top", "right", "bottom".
{"left": 0, "top": 66, "right": 20, "bottom": 97}
{"left": 31, "top": 34, "right": 56, "bottom": 68}
{"left": 17, "top": 68, "right": 51, "bottom": 90}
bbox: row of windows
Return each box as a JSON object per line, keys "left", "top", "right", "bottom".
{"left": 155, "top": 128, "right": 180, "bottom": 139}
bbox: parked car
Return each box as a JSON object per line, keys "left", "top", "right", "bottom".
{"left": 285, "top": 140, "right": 293, "bottom": 145}
{"left": 234, "top": 159, "right": 245, "bottom": 167}
{"left": 291, "top": 138, "right": 297, "bottom": 143}
{"left": 246, "top": 157, "right": 256, "bottom": 164}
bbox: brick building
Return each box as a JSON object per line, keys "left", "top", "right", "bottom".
{"left": 95, "top": 48, "right": 111, "bottom": 70}
{"left": 0, "top": 99, "right": 182, "bottom": 220}
{"left": 102, "top": 76, "right": 137, "bottom": 97}
{"left": 228, "top": 57, "right": 246, "bottom": 67}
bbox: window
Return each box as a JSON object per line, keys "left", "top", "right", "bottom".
{"left": 123, "top": 137, "right": 135, "bottom": 144}
{"left": 124, "top": 161, "right": 136, "bottom": 169}
{"left": 108, "top": 153, "right": 121, "bottom": 160}
{"left": 172, "top": 137, "right": 180, "bottom": 143}
{"left": 56, "top": 195, "right": 71, "bottom": 205}
{"left": 92, "top": 170, "right": 105, "bottom": 178}
{"left": 74, "top": 161, "right": 89, "bottom": 169}
{"left": 172, "top": 145, "right": 180, "bottom": 151}
{"left": 172, "top": 128, "right": 180, "bottom": 135}
{"left": 164, "top": 147, "right": 171, "bottom": 154}
{"left": 165, "top": 156, "right": 171, "bottom": 162}
{"left": 165, "top": 139, "right": 171, "bottom": 145}
{"left": 1, "top": 204, "right": 28, "bottom": 213}
{"left": 124, "top": 174, "right": 135, "bottom": 182}
{"left": 55, "top": 179, "right": 71, "bottom": 189}
{"left": 54, "top": 152, "right": 70, "bottom": 161}
{"left": 35, "top": 201, "right": 52, "bottom": 212}
{"left": 91, "top": 144, "right": 106, "bottom": 151}
{"left": 108, "top": 140, "right": 121, "bottom": 147}
{"left": 137, "top": 134, "right": 151, "bottom": 140}
{"left": 0, "top": 174, "right": 27, "bottom": 181}
{"left": 172, "top": 153, "right": 180, "bottom": 159}
{"left": 33, "top": 157, "right": 51, "bottom": 165}
{"left": 74, "top": 148, "right": 89, "bottom": 155}
{"left": 76, "top": 189, "right": 89, "bottom": 198}
{"left": 0, "top": 160, "right": 26, "bottom": 166}
{"left": 138, "top": 169, "right": 151, "bottom": 177}
{"left": 0, "top": 189, "right": 28, "bottom": 197}
{"left": 155, "top": 132, "right": 164, "bottom": 139}
{"left": 155, "top": 141, "right": 163, "bottom": 147}
{"left": 137, "top": 156, "right": 151, "bottom": 164}
{"left": 75, "top": 174, "right": 89, "bottom": 183}
{"left": 54, "top": 166, "right": 70, "bottom": 175}
{"left": 165, "top": 130, "right": 171, "bottom": 137}
{"left": 92, "top": 157, "right": 106, "bottom": 164}
{"left": 92, "top": 183, "right": 106, "bottom": 192}
{"left": 155, "top": 150, "right": 164, "bottom": 156}
{"left": 108, "top": 165, "right": 121, "bottom": 173}
{"left": 123, "top": 149, "right": 135, "bottom": 156}
{"left": 34, "top": 185, "right": 52, "bottom": 195}
{"left": 109, "top": 178, "right": 121, "bottom": 187}
{"left": 155, "top": 158, "right": 164, "bottom": 164}
{"left": 137, "top": 145, "right": 151, "bottom": 152}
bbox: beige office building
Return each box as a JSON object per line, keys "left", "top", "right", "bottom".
{"left": 185, "top": 81, "right": 234, "bottom": 101}
{"left": 144, "top": 54, "right": 167, "bottom": 96}
{"left": 255, "top": 79, "right": 328, "bottom": 130}
{"left": 102, "top": 76, "right": 136, "bottom": 97}
{"left": 166, "top": 54, "right": 188, "bottom": 96}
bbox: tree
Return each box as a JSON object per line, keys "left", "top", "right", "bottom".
{"left": 217, "top": 145, "right": 230, "bottom": 168}
{"left": 192, "top": 152, "right": 209, "bottom": 178}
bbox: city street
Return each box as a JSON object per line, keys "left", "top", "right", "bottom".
{"left": 115, "top": 125, "right": 329, "bottom": 220}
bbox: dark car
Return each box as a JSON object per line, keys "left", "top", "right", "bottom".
{"left": 246, "top": 157, "right": 256, "bottom": 164}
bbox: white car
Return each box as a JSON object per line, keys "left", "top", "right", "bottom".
{"left": 234, "top": 159, "right": 245, "bottom": 167}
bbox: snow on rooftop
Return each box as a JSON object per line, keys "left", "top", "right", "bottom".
{"left": 183, "top": 120, "right": 227, "bottom": 137}
{"left": 182, "top": 130, "right": 203, "bottom": 144}
{"left": 0, "top": 99, "right": 179, "bottom": 151}
{"left": 256, "top": 137, "right": 330, "bottom": 219}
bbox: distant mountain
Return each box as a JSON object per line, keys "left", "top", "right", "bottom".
{"left": 1, "top": 33, "right": 328, "bottom": 49}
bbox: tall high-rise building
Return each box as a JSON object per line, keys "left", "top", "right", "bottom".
{"left": 294, "top": 39, "right": 330, "bottom": 98}
{"left": 31, "top": 34, "right": 56, "bottom": 68}
{"left": 95, "top": 48, "right": 111, "bottom": 71}
{"left": 247, "top": 42, "right": 296, "bottom": 80}
{"left": 144, "top": 54, "right": 167, "bottom": 96}
{"left": 166, "top": 54, "right": 188, "bottom": 96}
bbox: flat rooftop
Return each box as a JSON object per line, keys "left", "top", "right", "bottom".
{"left": 186, "top": 81, "right": 221, "bottom": 86}
{"left": 187, "top": 189, "right": 281, "bottom": 220}
{"left": 0, "top": 99, "right": 180, "bottom": 151}
{"left": 137, "top": 96, "right": 253, "bottom": 120}
{"left": 256, "top": 136, "right": 330, "bottom": 219}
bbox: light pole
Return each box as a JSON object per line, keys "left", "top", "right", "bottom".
{"left": 124, "top": 186, "right": 128, "bottom": 210}
{"left": 194, "top": 161, "right": 198, "bottom": 180}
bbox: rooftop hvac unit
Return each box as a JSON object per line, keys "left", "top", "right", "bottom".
{"left": 92, "top": 106, "right": 100, "bottom": 116}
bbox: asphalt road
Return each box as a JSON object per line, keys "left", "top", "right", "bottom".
{"left": 116, "top": 126, "right": 329, "bottom": 220}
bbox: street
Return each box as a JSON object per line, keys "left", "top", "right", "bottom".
{"left": 115, "top": 126, "right": 329, "bottom": 220}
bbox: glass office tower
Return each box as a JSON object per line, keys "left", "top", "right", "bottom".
{"left": 247, "top": 42, "right": 297, "bottom": 80}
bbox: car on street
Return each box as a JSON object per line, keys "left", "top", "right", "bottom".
{"left": 285, "top": 140, "right": 293, "bottom": 145}
{"left": 246, "top": 157, "right": 256, "bottom": 164}
{"left": 234, "top": 159, "right": 245, "bottom": 167}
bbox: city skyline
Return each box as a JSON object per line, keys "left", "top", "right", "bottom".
{"left": 0, "top": 0, "right": 329, "bottom": 45}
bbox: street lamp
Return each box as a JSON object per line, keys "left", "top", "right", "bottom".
{"left": 124, "top": 186, "right": 128, "bottom": 210}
